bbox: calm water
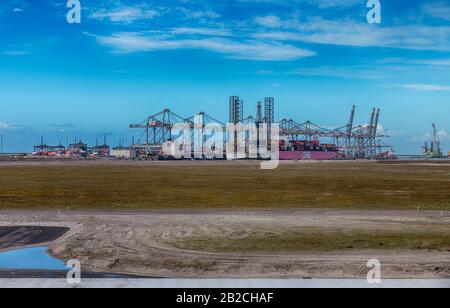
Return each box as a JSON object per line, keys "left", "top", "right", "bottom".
{"left": 0, "top": 247, "right": 67, "bottom": 270}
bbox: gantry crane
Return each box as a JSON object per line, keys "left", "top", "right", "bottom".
{"left": 423, "top": 124, "right": 444, "bottom": 158}
{"left": 432, "top": 123, "right": 443, "bottom": 158}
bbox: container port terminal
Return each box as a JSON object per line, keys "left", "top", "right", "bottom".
{"left": 2, "top": 96, "right": 448, "bottom": 161}
{"left": 127, "top": 97, "right": 395, "bottom": 161}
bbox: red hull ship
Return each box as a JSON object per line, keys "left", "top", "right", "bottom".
{"left": 279, "top": 139, "right": 338, "bottom": 161}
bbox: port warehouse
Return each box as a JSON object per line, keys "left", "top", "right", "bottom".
{"left": 28, "top": 96, "right": 398, "bottom": 160}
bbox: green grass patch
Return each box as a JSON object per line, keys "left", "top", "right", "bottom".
{"left": 0, "top": 162, "right": 449, "bottom": 210}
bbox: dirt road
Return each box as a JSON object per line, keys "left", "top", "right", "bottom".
{"left": 0, "top": 210, "right": 448, "bottom": 279}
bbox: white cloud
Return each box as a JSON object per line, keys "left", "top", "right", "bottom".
{"left": 87, "top": 32, "right": 316, "bottom": 61}
{"left": 416, "top": 59, "right": 450, "bottom": 66}
{"left": 313, "top": 0, "right": 362, "bottom": 9}
{"left": 290, "top": 65, "right": 390, "bottom": 80}
{"left": 237, "top": 0, "right": 361, "bottom": 9}
{"left": 90, "top": 6, "right": 159, "bottom": 23}
{"left": 392, "top": 84, "right": 450, "bottom": 92}
{"left": 170, "top": 27, "right": 232, "bottom": 37}
{"left": 2, "top": 51, "right": 30, "bottom": 56}
{"left": 409, "top": 133, "right": 429, "bottom": 143}
{"left": 423, "top": 2, "right": 450, "bottom": 21}
{"left": 252, "top": 17, "right": 450, "bottom": 51}
{"left": 378, "top": 57, "right": 450, "bottom": 66}
{"left": 175, "top": 7, "right": 220, "bottom": 20}
{"left": 410, "top": 130, "right": 450, "bottom": 143}
{"left": 255, "top": 16, "right": 283, "bottom": 28}
{"left": 189, "top": 10, "right": 220, "bottom": 19}
{"left": 438, "top": 130, "right": 448, "bottom": 140}
{"left": 13, "top": 8, "right": 23, "bottom": 12}
{"left": 0, "top": 122, "right": 23, "bottom": 133}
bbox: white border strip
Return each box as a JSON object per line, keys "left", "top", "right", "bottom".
{"left": 0, "top": 279, "right": 449, "bottom": 288}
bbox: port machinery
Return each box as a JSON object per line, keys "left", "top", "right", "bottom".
{"left": 422, "top": 123, "right": 445, "bottom": 159}
{"left": 129, "top": 98, "right": 395, "bottom": 160}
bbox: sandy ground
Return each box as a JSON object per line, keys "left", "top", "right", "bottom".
{"left": 0, "top": 210, "right": 448, "bottom": 279}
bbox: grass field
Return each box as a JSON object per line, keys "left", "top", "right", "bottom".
{"left": 173, "top": 231, "right": 450, "bottom": 253}
{"left": 0, "top": 161, "right": 449, "bottom": 210}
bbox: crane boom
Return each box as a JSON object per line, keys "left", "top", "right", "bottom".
{"left": 432, "top": 123, "right": 442, "bottom": 155}
{"left": 347, "top": 105, "right": 355, "bottom": 137}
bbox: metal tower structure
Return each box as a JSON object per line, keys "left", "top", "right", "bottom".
{"left": 129, "top": 109, "right": 192, "bottom": 146}
{"left": 228, "top": 96, "right": 244, "bottom": 158}
{"left": 432, "top": 123, "right": 443, "bottom": 157}
{"left": 264, "top": 97, "right": 275, "bottom": 150}
{"left": 256, "top": 101, "right": 262, "bottom": 124}
{"left": 345, "top": 105, "right": 356, "bottom": 156}
{"left": 264, "top": 97, "right": 274, "bottom": 124}
{"left": 335, "top": 106, "right": 390, "bottom": 159}
{"left": 229, "top": 96, "right": 244, "bottom": 124}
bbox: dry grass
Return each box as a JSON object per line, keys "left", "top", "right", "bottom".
{"left": 172, "top": 230, "right": 450, "bottom": 253}
{"left": 0, "top": 161, "right": 449, "bottom": 210}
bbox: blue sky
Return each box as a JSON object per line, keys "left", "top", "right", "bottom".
{"left": 0, "top": 0, "right": 450, "bottom": 154}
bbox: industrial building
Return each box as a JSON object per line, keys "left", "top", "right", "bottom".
{"left": 110, "top": 146, "right": 133, "bottom": 159}
{"left": 33, "top": 137, "right": 66, "bottom": 157}
{"left": 67, "top": 140, "right": 88, "bottom": 157}
{"left": 33, "top": 138, "right": 109, "bottom": 158}
{"left": 90, "top": 136, "right": 111, "bottom": 158}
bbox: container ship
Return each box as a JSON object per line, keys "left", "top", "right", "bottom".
{"left": 279, "top": 139, "right": 338, "bottom": 161}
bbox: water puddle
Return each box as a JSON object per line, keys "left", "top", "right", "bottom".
{"left": 0, "top": 247, "right": 67, "bottom": 270}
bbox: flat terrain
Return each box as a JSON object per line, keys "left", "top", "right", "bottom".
{"left": 0, "top": 210, "right": 448, "bottom": 278}
{"left": 0, "top": 161, "right": 449, "bottom": 279}
{"left": 0, "top": 160, "right": 449, "bottom": 210}
{"left": 0, "top": 269, "right": 153, "bottom": 279}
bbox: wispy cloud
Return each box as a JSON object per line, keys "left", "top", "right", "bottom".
{"left": 2, "top": 50, "right": 30, "bottom": 56}
{"left": 255, "top": 15, "right": 283, "bottom": 28}
{"left": 170, "top": 27, "right": 232, "bottom": 37}
{"left": 85, "top": 3, "right": 450, "bottom": 59}
{"left": 423, "top": 2, "right": 450, "bottom": 21}
{"left": 381, "top": 57, "right": 450, "bottom": 68}
{"left": 252, "top": 17, "right": 450, "bottom": 51}
{"left": 415, "top": 59, "right": 450, "bottom": 67}
{"left": 183, "top": 9, "right": 220, "bottom": 19}
{"left": 438, "top": 130, "right": 448, "bottom": 140}
{"left": 89, "top": 6, "right": 159, "bottom": 23}
{"left": 0, "top": 121, "right": 10, "bottom": 129}
{"left": 237, "top": 0, "right": 361, "bottom": 9}
{"left": 391, "top": 84, "right": 450, "bottom": 92}
{"left": 87, "top": 31, "right": 316, "bottom": 61}
{"left": 0, "top": 121, "right": 25, "bottom": 134}
{"left": 410, "top": 130, "right": 450, "bottom": 143}
{"left": 289, "top": 65, "right": 390, "bottom": 80}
